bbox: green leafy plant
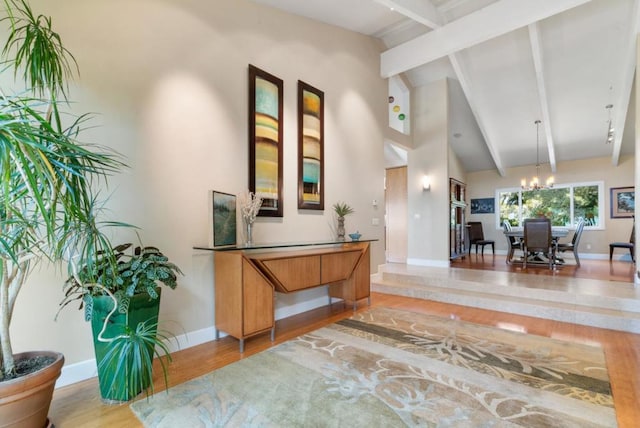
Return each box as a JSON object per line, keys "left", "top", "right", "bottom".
{"left": 83, "top": 281, "right": 178, "bottom": 402}
{"left": 59, "top": 242, "right": 182, "bottom": 401}
{"left": 332, "top": 202, "right": 354, "bottom": 218}
{"left": 61, "top": 242, "right": 183, "bottom": 321}
{"left": 99, "top": 319, "right": 174, "bottom": 401}
{"left": 0, "top": 0, "right": 125, "bottom": 381}
{"left": 58, "top": 243, "right": 182, "bottom": 401}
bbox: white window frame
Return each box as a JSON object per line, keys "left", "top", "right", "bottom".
{"left": 494, "top": 181, "right": 605, "bottom": 230}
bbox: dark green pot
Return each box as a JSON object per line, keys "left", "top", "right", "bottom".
{"left": 91, "top": 289, "right": 161, "bottom": 402}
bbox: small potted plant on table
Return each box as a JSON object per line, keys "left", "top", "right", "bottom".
{"left": 333, "top": 202, "right": 354, "bottom": 241}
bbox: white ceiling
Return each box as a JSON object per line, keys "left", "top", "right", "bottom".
{"left": 251, "top": 0, "right": 638, "bottom": 174}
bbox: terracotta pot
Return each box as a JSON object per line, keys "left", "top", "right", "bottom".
{"left": 0, "top": 351, "right": 64, "bottom": 428}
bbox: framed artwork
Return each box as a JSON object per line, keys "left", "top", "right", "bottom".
{"left": 470, "top": 197, "right": 494, "bottom": 214}
{"left": 248, "top": 64, "right": 283, "bottom": 217}
{"left": 610, "top": 186, "right": 635, "bottom": 218}
{"left": 212, "top": 191, "right": 237, "bottom": 247}
{"left": 297, "top": 80, "right": 324, "bottom": 210}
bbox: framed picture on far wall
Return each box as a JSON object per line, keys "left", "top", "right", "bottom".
{"left": 610, "top": 186, "right": 635, "bottom": 218}
{"left": 212, "top": 191, "right": 237, "bottom": 247}
{"left": 248, "top": 64, "right": 283, "bottom": 217}
{"left": 470, "top": 197, "right": 495, "bottom": 214}
{"left": 297, "top": 80, "right": 324, "bottom": 210}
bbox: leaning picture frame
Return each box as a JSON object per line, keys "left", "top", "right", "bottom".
{"left": 610, "top": 186, "right": 635, "bottom": 218}
{"left": 212, "top": 191, "right": 237, "bottom": 247}
{"left": 248, "top": 64, "right": 284, "bottom": 217}
{"left": 297, "top": 80, "right": 324, "bottom": 210}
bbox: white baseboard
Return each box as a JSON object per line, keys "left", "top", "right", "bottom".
{"left": 57, "top": 358, "right": 98, "bottom": 388}
{"left": 56, "top": 325, "right": 217, "bottom": 389}
{"left": 407, "top": 258, "right": 450, "bottom": 268}
{"left": 275, "top": 290, "right": 331, "bottom": 320}
{"left": 56, "top": 293, "right": 333, "bottom": 389}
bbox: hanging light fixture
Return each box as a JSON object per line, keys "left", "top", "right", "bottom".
{"left": 605, "top": 104, "right": 614, "bottom": 144}
{"left": 521, "top": 120, "right": 554, "bottom": 191}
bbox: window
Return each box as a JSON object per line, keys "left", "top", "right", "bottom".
{"left": 497, "top": 182, "right": 603, "bottom": 229}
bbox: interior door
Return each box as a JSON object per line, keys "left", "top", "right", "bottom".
{"left": 385, "top": 166, "right": 407, "bottom": 263}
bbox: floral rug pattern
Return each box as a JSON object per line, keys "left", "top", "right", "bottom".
{"left": 131, "top": 307, "right": 615, "bottom": 427}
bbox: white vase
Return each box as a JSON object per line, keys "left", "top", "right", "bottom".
{"left": 246, "top": 221, "right": 253, "bottom": 246}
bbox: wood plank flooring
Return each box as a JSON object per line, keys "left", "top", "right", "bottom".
{"left": 50, "top": 286, "right": 640, "bottom": 427}
{"left": 453, "top": 252, "right": 636, "bottom": 283}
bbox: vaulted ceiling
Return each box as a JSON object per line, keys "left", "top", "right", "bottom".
{"left": 251, "top": 0, "right": 638, "bottom": 174}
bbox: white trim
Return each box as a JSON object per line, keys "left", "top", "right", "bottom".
{"left": 494, "top": 181, "right": 605, "bottom": 230}
{"left": 56, "top": 291, "right": 334, "bottom": 389}
{"left": 57, "top": 359, "right": 97, "bottom": 388}
{"left": 407, "top": 258, "right": 450, "bottom": 267}
{"left": 56, "top": 325, "right": 219, "bottom": 388}
{"left": 275, "top": 291, "right": 330, "bottom": 320}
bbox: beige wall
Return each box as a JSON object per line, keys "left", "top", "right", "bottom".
{"left": 407, "top": 79, "right": 450, "bottom": 265}
{"left": 6, "top": 0, "right": 387, "bottom": 375}
{"left": 466, "top": 155, "right": 635, "bottom": 256}
{"left": 448, "top": 146, "right": 467, "bottom": 184}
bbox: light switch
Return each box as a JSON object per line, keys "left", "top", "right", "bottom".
{"left": 372, "top": 218, "right": 380, "bottom": 226}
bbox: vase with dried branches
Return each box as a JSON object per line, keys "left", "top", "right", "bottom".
{"left": 238, "top": 191, "right": 263, "bottom": 246}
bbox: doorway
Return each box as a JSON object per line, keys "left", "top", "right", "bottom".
{"left": 385, "top": 166, "right": 408, "bottom": 263}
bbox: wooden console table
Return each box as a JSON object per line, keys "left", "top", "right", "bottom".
{"left": 194, "top": 240, "right": 374, "bottom": 352}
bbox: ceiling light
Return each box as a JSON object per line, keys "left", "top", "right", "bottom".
{"left": 521, "top": 120, "right": 554, "bottom": 191}
{"left": 605, "top": 104, "right": 614, "bottom": 144}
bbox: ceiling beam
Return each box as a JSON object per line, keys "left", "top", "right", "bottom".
{"left": 611, "top": 0, "right": 640, "bottom": 166}
{"left": 379, "top": 0, "right": 507, "bottom": 175}
{"left": 528, "top": 23, "right": 557, "bottom": 173}
{"left": 378, "top": 0, "right": 506, "bottom": 175}
{"left": 381, "top": 0, "right": 593, "bottom": 78}
{"left": 437, "top": 0, "right": 475, "bottom": 14}
{"left": 449, "top": 54, "right": 506, "bottom": 176}
{"left": 373, "top": 0, "right": 441, "bottom": 29}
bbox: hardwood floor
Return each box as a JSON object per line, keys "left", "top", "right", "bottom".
{"left": 452, "top": 252, "right": 636, "bottom": 283}
{"left": 50, "top": 288, "right": 640, "bottom": 427}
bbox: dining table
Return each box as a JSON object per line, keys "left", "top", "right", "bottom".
{"left": 503, "top": 227, "right": 569, "bottom": 265}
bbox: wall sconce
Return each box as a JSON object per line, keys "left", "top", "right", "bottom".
{"left": 422, "top": 175, "right": 431, "bottom": 191}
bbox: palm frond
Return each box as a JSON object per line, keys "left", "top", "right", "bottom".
{"left": 97, "top": 320, "right": 176, "bottom": 401}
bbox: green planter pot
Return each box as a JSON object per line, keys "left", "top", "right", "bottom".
{"left": 91, "top": 289, "right": 161, "bottom": 403}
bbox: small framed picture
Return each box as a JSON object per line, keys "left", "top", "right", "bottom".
{"left": 470, "top": 197, "right": 495, "bottom": 214}
{"left": 212, "top": 191, "right": 237, "bottom": 247}
{"left": 610, "top": 186, "right": 635, "bottom": 218}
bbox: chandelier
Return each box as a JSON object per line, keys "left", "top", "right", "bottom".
{"left": 521, "top": 120, "right": 554, "bottom": 191}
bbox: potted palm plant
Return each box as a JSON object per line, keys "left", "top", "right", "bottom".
{"left": 333, "top": 202, "right": 354, "bottom": 241}
{"left": 0, "top": 0, "right": 125, "bottom": 425}
{"left": 61, "top": 241, "right": 182, "bottom": 402}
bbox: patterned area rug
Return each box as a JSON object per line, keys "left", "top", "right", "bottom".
{"left": 130, "top": 307, "right": 616, "bottom": 427}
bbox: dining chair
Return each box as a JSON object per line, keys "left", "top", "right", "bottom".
{"left": 609, "top": 223, "right": 635, "bottom": 262}
{"left": 467, "top": 221, "right": 494, "bottom": 255}
{"left": 523, "top": 218, "right": 555, "bottom": 269}
{"left": 557, "top": 219, "right": 585, "bottom": 266}
{"left": 503, "top": 221, "right": 522, "bottom": 264}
